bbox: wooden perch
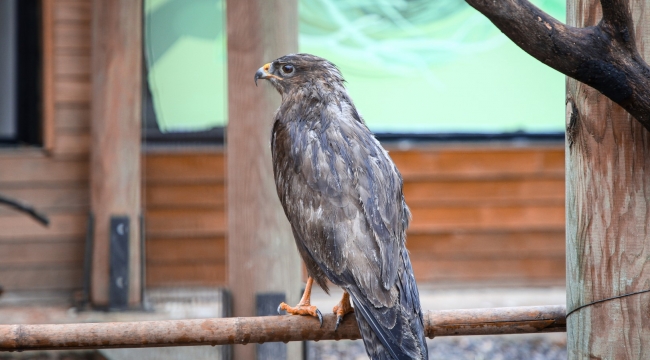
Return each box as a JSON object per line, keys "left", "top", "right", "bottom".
{"left": 465, "top": 0, "right": 650, "bottom": 130}
{"left": 0, "top": 305, "right": 566, "bottom": 351}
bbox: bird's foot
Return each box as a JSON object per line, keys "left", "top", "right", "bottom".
{"left": 277, "top": 302, "right": 323, "bottom": 327}
{"left": 332, "top": 292, "right": 354, "bottom": 331}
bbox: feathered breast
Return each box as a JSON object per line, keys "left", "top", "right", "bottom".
{"left": 271, "top": 95, "right": 408, "bottom": 298}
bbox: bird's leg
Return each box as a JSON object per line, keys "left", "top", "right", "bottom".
{"left": 277, "top": 277, "right": 323, "bottom": 327}
{"left": 332, "top": 290, "right": 354, "bottom": 331}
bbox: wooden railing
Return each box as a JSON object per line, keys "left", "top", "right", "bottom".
{"left": 0, "top": 305, "right": 565, "bottom": 351}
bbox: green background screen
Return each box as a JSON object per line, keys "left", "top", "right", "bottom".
{"left": 144, "top": 0, "right": 566, "bottom": 134}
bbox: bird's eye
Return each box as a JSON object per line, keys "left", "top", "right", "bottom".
{"left": 281, "top": 64, "right": 294, "bottom": 74}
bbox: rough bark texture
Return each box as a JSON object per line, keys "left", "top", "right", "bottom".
{"left": 465, "top": 0, "right": 650, "bottom": 131}
{"left": 565, "top": 0, "right": 650, "bottom": 359}
{"left": 226, "top": 0, "right": 302, "bottom": 358}
{"left": 90, "top": 0, "right": 142, "bottom": 307}
{"left": 0, "top": 305, "right": 566, "bottom": 351}
{"left": 466, "top": 0, "right": 650, "bottom": 357}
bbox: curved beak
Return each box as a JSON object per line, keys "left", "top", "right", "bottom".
{"left": 254, "top": 63, "right": 272, "bottom": 86}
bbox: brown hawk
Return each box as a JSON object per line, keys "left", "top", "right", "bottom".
{"left": 255, "top": 53, "right": 428, "bottom": 360}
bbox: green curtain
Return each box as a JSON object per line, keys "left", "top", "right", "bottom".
{"left": 144, "top": 0, "right": 565, "bottom": 133}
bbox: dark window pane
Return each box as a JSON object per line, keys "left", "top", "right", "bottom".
{"left": 0, "top": 0, "right": 41, "bottom": 146}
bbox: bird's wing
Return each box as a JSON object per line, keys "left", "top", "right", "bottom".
{"left": 276, "top": 106, "right": 404, "bottom": 296}
{"left": 334, "top": 115, "right": 425, "bottom": 359}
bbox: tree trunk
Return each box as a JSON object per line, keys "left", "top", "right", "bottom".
{"left": 566, "top": 0, "right": 650, "bottom": 358}
{"left": 226, "top": 0, "right": 301, "bottom": 359}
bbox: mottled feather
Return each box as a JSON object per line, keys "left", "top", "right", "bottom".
{"left": 263, "top": 53, "right": 428, "bottom": 360}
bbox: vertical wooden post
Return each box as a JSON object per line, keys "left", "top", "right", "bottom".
{"left": 41, "top": 0, "right": 55, "bottom": 152}
{"left": 226, "top": 0, "right": 301, "bottom": 359}
{"left": 90, "top": 0, "right": 142, "bottom": 308}
{"left": 566, "top": 0, "right": 650, "bottom": 358}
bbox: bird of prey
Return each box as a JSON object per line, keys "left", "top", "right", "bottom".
{"left": 255, "top": 53, "right": 428, "bottom": 360}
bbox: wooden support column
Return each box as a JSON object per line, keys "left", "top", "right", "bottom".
{"left": 226, "top": 0, "right": 301, "bottom": 359}
{"left": 41, "top": 0, "right": 55, "bottom": 152}
{"left": 566, "top": 0, "right": 650, "bottom": 358}
{"left": 90, "top": 0, "right": 142, "bottom": 308}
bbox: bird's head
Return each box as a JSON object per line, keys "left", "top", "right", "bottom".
{"left": 254, "top": 53, "right": 344, "bottom": 95}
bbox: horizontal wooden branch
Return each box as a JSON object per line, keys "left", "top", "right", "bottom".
{"left": 465, "top": 0, "right": 650, "bottom": 130}
{"left": 0, "top": 305, "right": 565, "bottom": 352}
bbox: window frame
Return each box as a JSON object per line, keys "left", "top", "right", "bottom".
{"left": 0, "top": 0, "right": 42, "bottom": 147}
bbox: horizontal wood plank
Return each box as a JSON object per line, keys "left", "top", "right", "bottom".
{"left": 147, "top": 237, "right": 226, "bottom": 264}
{"left": 145, "top": 209, "right": 226, "bottom": 238}
{"left": 53, "top": 1, "right": 91, "bottom": 23}
{"left": 147, "top": 263, "right": 226, "bottom": 287}
{"left": 0, "top": 240, "right": 85, "bottom": 266}
{"left": 0, "top": 266, "right": 82, "bottom": 290}
{"left": 53, "top": 132, "right": 90, "bottom": 156}
{"left": 412, "top": 257, "right": 566, "bottom": 283}
{"left": 145, "top": 183, "right": 225, "bottom": 209}
{"left": 390, "top": 147, "right": 564, "bottom": 180}
{"left": 55, "top": 105, "right": 90, "bottom": 132}
{"left": 406, "top": 231, "right": 565, "bottom": 259}
{"left": 0, "top": 185, "right": 88, "bottom": 214}
{"left": 55, "top": 53, "right": 90, "bottom": 77}
{"left": 0, "top": 213, "right": 87, "bottom": 242}
{"left": 54, "top": 23, "right": 90, "bottom": 50}
{"left": 54, "top": 79, "right": 91, "bottom": 103}
{"left": 409, "top": 204, "right": 565, "bottom": 233}
{"left": 0, "top": 158, "right": 88, "bottom": 184}
{"left": 403, "top": 178, "right": 565, "bottom": 205}
{"left": 144, "top": 153, "right": 225, "bottom": 184}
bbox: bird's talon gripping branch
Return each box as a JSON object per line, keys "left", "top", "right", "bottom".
{"left": 277, "top": 277, "right": 322, "bottom": 327}
{"left": 277, "top": 302, "right": 323, "bottom": 327}
{"left": 333, "top": 291, "right": 354, "bottom": 331}
{"left": 335, "top": 316, "right": 343, "bottom": 331}
{"left": 316, "top": 308, "right": 323, "bottom": 327}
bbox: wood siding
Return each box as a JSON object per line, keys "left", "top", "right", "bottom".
{"left": 143, "top": 151, "right": 227, "bottom": 287}
{"left": 0, "top": 0, "right": 91, "bottom": 291}
{"left": 395, "top": 146, "right": 565, "bottom": 285}
{"left": 142, "top": 146, "right": 566, "bottom": 288}
{"left": 0, "top": 0, "right": 565, "bottom": 291}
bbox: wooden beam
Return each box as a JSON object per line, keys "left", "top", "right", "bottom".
{"left": 0, "top": 305, "right": 566, "bottom": 351}
{"left": 41, "top": 0, "right": 55, "bottom": 152}
{"left": 226, "top": 0, "right": 300, "bottom": 358}
{"left": 90, "top": 0, "right": 142, "bottom": 307}
{"left": 566, "top": 0, "right": 650, "bottom": 358}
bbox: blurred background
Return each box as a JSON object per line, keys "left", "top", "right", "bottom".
{"left": 0, "top": 0, "right": 566, "bottom": 359}
{"left": 143, "top": 0, "right": 564, "bottom": 133}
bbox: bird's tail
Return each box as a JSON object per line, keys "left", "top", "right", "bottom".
{"left": 348, "top": 251, "right": 428, "bottom": 360}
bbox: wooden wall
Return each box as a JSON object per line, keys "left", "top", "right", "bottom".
{"left": 144, "top": 150, "right": 226, "bottom": 287}
{"left": 395, "top": 146, "right": 565, "bottom": 286}
{"left": 0, "top": 0, "right": 565, "bottom": 292}
{"left": 142, "top": 146, "right": 565, "bottom": 288}
{"left": 0, "top": 0, "right": 91, "bottom": 291}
